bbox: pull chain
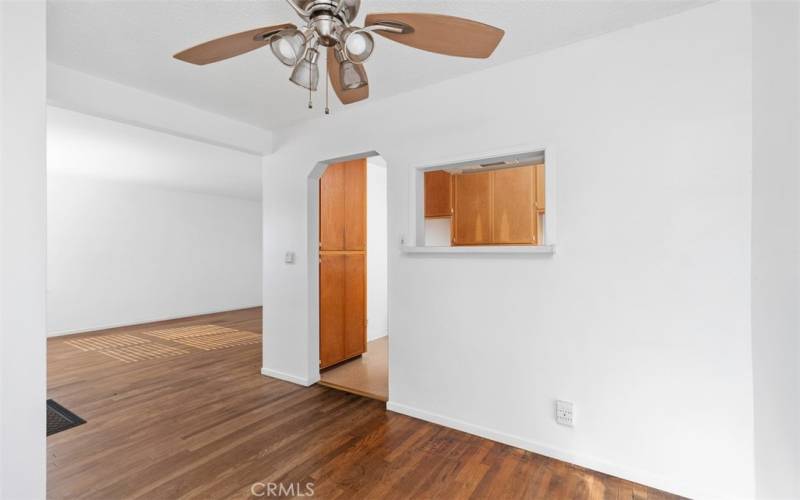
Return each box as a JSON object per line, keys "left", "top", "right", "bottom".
{"left": 325, "top": 56, "right": 330, "bottom": 115}
{"left": 308, "top": 62, "right": 313, "bottom": 109}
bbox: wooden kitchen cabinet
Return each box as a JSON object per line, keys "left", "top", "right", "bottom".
{"left": 453, "top": 171, "right": 493, "bottom": 245}
{"left": 424, "top": 170, "right": 452, "bottom": 218}
{"left": 493, "top": 165, "right": 536, "bottom": 244}
{"left": 342, "top": 253, "right": 366, "bottom": 359}
{"left": 320, "top": 159, "right": 366, "bottom": 251}
{"left": 452, "top": 164, "right": 543, "bottom": 246}
{"left": 319, "top": 253, "right": 345, "bottom": 368}
{"left": 320, "top": 161, "right": 346, "bottom": 251}
{"left": 319, "top": 159, "right": 367, "bottom": 369}
{"left": 344, "top": 160, "right": 366, "bottom": 250}
{"left": 319, "top": 253, "right": 366, "bottom": 368}
{"left": 535, "top": 163, "right": 545, "bottom": 213}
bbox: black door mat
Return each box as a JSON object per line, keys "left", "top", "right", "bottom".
{"left": 47, "top": 399, "right": 86, "bottom": 436}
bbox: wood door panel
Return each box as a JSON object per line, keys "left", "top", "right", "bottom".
{"left": 343, "top": 254, "right": 366, "bottom": 359}
{"left": 320, "top": 162, "right": 346, "bottom": 251}
{"left": 424, "top": 170, "right": 452, "bottom": 218}
{"left": 535, "top": 163, "right": 545, "bottom": 213}
{"left": 320, "top": 254, "right": 345, "bottom": 368}
{"left": 319, "top": 158, "right": 367, "bottom": 368}
{"left": 344, "top": 159, "right": 367, "bottom": 251}
{"left": 453, "top": 171, "right": 493, "bottom": 245}
{"left": 493, "top": 165, "right": 536, "bottom": 244}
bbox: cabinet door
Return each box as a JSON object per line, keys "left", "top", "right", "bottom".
{"left": 320, "top": 254, "right": 345, "bottom": 368}
{"left": 319, "top": 158, "right": 367, "bottom": 368}
{"left": 425, "top": 170, "right": 452, "bottom": 218}
{"left": 535, "top": 164, "right": 545, "bottom": 213}
{"left": 343, "top": 254, "right": 366, "bottom": 359}
{"left": 453, "top": 171, "right": 493, "bottom": 245}
{"left": 320, "top": 159, "right": 366, "bottom": 251}
{"left": 344, "top": 159, "right": 366, "bottom": 250}
{"left": 319, "top": 253, "right": 366, "bottom": 368}
{"left": 320, "top": 162, "right": 346, "bottom": 251}
{"left": 493, "top": 165, "right": 536, "bottom": 244}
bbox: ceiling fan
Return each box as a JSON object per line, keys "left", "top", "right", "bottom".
{"left": 174, "top": 0, "right": 505, "bottom": 112}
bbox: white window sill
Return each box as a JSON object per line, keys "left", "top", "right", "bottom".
{"left": 402, "top": 245, "right": 555, "bottom": 255}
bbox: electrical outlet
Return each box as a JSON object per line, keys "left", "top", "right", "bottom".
{"left": 556, "top": 400, "right": 574, "bottom": 427}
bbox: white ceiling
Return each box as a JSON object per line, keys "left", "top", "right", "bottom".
{"left": 48, "top": 0, "right": 710, "bottom": 131}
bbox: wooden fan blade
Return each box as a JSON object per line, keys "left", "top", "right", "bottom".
{"left": 364, "top": 13, "right": 504, "bottom": 59}
{"left": 327, "top": 48, "right": 369, "bottom": 105}
{"left": 174, "top": 23, "right": 296, "bottom": 65}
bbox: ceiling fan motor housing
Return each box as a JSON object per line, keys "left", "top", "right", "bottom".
{"left": 311, "top": 15, "right": 341, "bottom": 47}
{"left": 297, "top": 0, "right": 360, "bottom": 24}
{"left": 300, "top": 0, "right": 362, "bottom": 47}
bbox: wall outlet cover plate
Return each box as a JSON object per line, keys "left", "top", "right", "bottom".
{"left": 556, "top": 400, "right": 574, "bottom": 427}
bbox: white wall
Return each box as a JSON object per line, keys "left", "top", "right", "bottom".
{"left": 262, "top": 3, "right": 754, "bottom": 498}
{"left": 367, "top": 157, "right": 388, "bottom": 341}
{"left": 424, "top": 218, "right": 451, "bottom": 247}
{"left": 0, "top": 1, "right": 47, "bottom": 497}
{"left": 1, "top": 3, "right": 5, "bottom": 492}
{"left": 48, "top": 63, "right": 273, "bottom": 155}
{"left": 47, "top": 109, "right": 262, "bottom": 336}
{"left": 48, "top": 107, "right": 261, "bottom": 200}
{"left": 751, "top": 2, "right": 800, "bottom": 499}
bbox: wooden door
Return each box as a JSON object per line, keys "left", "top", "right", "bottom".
{"left": 343, "top": 254, "right": 366, "bottom": 359}
{"left": 320, "top": 162, "right": 346, "bottom": 251}
{"left": 320, "top": 160, "right": 366, "bottom": 251}
{"left": 344, "top": 160, "right": 366, "bottom": 250}
{"left": 319, "top": 253, "right": 366, "bottom": 368}
{"left": 424, "top": 170, "right": 452, "bottom": 218}
{"left": 319, "top": 158, "right": 367, "bottom": 368}
{"left": 320, "top": 254, "right": 345, "bottom": 367}
{"left": 453, "top": 171, "right": 493, "bottom": 245}
{"left": 493, "top": 165, "right": 536, "bottom": 244}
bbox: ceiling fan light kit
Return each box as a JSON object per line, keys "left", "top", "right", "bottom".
{"left": 270, "top": 28, "right": 308, "bottom": 66}
{"left": 341, "top": 27, "right": 374, "bottom": 63}
{"left": 174, "top": 0, "right": 505, "bottom": 111}
{"left": 289, "top": 47, "right": 320, "bottom": 91}
{"left": 340, "top": 60, "right": 367, "bottom": 90}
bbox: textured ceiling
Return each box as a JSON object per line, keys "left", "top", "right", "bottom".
{"left": 48, "top": 0, "right": 710, "bottom": 131}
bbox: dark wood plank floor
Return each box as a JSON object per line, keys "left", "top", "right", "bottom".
{"left": 47, "top": 308, "right": 681, "bottom": 499}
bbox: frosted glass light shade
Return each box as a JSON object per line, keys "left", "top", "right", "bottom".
{"left": 270, "top": 29, "right": 307, "bottom": 66}
{"left": 290, "top": 58, "right": 319, "bottom": 91}
{"left": 339, "top": 61, "right": 367, "bottom": 90}
{"left": 343, "top": 30, "right": 374, "bottom": 63}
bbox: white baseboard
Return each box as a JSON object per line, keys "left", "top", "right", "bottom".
{"left": 386, "top": 401, "right": 701, "bottom": 500}
{"left": 47, "top": 305, "right": 263, "bottom": 337}
{"left": 261, "top": 367, "right": 318, "bottom": 387}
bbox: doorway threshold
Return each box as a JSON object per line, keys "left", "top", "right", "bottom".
{"left": 319, "top": 337, "right": 388, "bottom": 402}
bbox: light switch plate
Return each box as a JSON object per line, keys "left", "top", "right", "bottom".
{"left": 284, "top": 251, "right": 295, "bottom": 264}
{"left": 556, "top": 400, "right": 574, "bottom": 427}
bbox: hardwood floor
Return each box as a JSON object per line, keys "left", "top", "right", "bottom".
{"left": 320, "top": 336, "right": 388, "bottom": 402}
{"left": 47, "top": 308, "right": 681, "bottom": 499}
